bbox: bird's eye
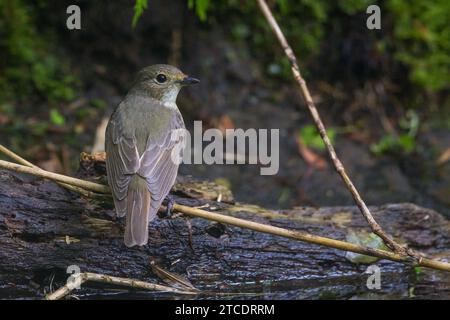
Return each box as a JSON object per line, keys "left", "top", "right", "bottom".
{"left": 156, "top": 74, "right": 167, "bottom": 83}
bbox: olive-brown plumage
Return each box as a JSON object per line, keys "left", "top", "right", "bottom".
{"left": 105, "top": 64, "right": 198, "bottom": 247}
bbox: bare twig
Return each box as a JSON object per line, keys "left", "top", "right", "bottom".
{"left": 0, "top": 160, "right": 109, "bottom": 194}
{"left": 0, "top": 144, "right": 107, "bottom": 198}
{"left": 1, "top": 156, "right": 450, "bottom": 272}
{"left": 45, "top": 272, "right": 197, "bottom": 300}
{"left": 256, "top": 0, "right": 408, "bottom": 256}
{"left": 172, "top": 203, "right": 449, "bottom": 271}
{"left": 150, "top": 259, "right": 200, "bottom": 292}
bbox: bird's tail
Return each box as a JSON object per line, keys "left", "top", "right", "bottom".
{"left": 124, "top": 175, "right": 151, "bottom": 247}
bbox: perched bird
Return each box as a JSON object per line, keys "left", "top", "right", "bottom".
{"left": 105, "top": 64, "right": 199, "bottom": 247}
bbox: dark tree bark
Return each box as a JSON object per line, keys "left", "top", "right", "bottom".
{"left": 1, "top": 167, "right": 450, "bottom": 299}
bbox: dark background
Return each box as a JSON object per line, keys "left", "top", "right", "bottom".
{"left": 1, "top": 0, "right": 449, "bottom": 215}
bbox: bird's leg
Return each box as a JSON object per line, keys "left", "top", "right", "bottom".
{"left": 158, "top": 198, "right": 194, "bottom": 252}
{"left": 165, "top": 195, "right": 174, "bottom": 218}
{"left": 159, "top": 195, "right": 184, "bottom": 219}
{"left": 157, "top": 195, "right": 175, "bottom": 219}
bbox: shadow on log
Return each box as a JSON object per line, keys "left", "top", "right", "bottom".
{"left": 1, "top": 159, "right": 450, "bottom": 299}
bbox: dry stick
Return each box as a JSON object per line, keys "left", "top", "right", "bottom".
{"left": 0, "top": 144, "right": 106, "bottom": 198}
{"left": 0, "top": 160, "right": 109, "bottom": 194}
{"left": 1, "top": 159, "right": 450, "bottom": 272}
{"left": 45, "top": 272, "right": 197, "bottom": 300}
{"left": 256, "top": 0, "right": 407, "bottom": 256}
{"left": 174, "top": 203, "right": 450, "bottom": 272}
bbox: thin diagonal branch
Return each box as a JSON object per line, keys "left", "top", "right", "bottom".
{"left": 256, "top": 0, "right": 408, "bottom": 256}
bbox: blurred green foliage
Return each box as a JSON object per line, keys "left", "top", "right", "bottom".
{"left": 414, "top": 266, "right": 422, "bottom": 277}
{"left": 132, "top": 0, "right": 148, "bottom": 28}
{"left": 371, "top": 133, "right": 415, "bottom": 155}
{"left": 133, "top": 0, "right": 449, "bottom": 91}
{"left": 0, "top": 0, "right": 76, "bottom": 104}
{"left": 371, "top": 110, "right": 420, "bottom": 155}
{"left": 1, "top": 0, "right": 448, "bottom": 115}
{"left": 299, "top": 124, "right": 336, "bottom": 151}
{"left": 2, "top": 0, "right": 448, "bottom": 109}
{"left": 387, "top": 0, "right": 450, "bottom": 90}
{"left": 188, "top": 0, "right": 211, "bottom": 21}
{"left": 132, "top": 0, "right": 212, "bottom": 24}
{"left": 230, "top": 0, "right": 450, "bottom": 91}
{"left": 49, "top": 108, "right": 65, "bottom": 126}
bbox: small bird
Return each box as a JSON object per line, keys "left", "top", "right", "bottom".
{"left": 105, "top": 64, "right": 199, "bottom": 247}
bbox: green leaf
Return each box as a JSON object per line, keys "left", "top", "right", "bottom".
{"left": 277, "top": 0, "right": 290, "bottom": 15}
{"left": 300, "top": 124, "right": 336, "bottom": 151}
{"left": 371, "top": 133, "right": 417, "bottom": 155}
{"left": 30, "top": 121, "right": 49, "bottom": 136}
{"left": 398, "top": 134, "right": 416, "bottom": 153}
{"left": 187, "top": 0, "right": 210, "bottom": 21}
{"left": 345, "top": 230, "right": 388, "bottom": 264}
{"left": 194, "top": 0, "right": 210, "bottom": 21}
{"left": 399, "top": 110, "right": 419, "bottom": 137}
{"left": 132, "top": 0, "right": 149, "bottom": 28}
{"left": 370, "top": 135, "right": 397, "bottom": 155}
{"left": 50, "top": 109, "right": 65, "bottom": 126}
{"left": 414, "top": 266, "right": 422, "bottom": 276}
{"left": 90, "top": 98, "right": 107, "bottom": 109}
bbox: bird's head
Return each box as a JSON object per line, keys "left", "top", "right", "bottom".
{"left": 132, "top": 64, "right": 199, "bottom": 104}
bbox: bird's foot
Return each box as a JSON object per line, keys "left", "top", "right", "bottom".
{"left": 159, "top": 196, "right": 183, "bottom": 219}
{"left": 165, "top": 195, "right": 174, "bottom": 218}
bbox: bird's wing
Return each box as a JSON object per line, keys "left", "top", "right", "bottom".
{"left": 138, "top": 110, "right": 185, "bottom": 219}
{"left": 105, "top": 109, "right": 140, "bottom": 217}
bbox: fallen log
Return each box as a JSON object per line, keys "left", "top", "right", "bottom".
{"left": 1, "top": 166, "right": 450, "bottom": 299}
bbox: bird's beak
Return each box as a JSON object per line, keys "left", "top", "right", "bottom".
{"left": 179, "top": 76, "right": 200, "bottom": 85}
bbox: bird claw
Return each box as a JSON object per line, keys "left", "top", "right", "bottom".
{"left": 159, "top": 196, "right": 182, "bottom": 219}
{"left": 165, "top": 196, "right": 174, "bottom": 218}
